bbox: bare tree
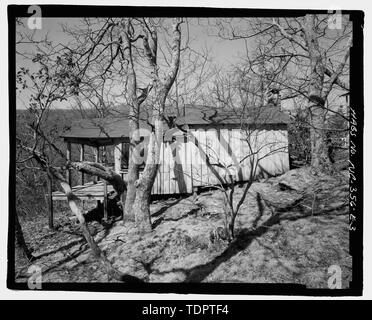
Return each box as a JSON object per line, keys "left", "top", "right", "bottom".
{"left": 15, "top": 24, "right": 138, "bottom": 277}
{"left": 17, "top": 17, "right": 185, "bottom": 235}
{"left": 178, "top": 62, "right": 288, "bottom": 241}
{"left": 130, "top": 18, "right": 183, "bottom": 232}
{"left": 208, "top": 14, "right": 351, "bottom": 169}
{"left": 65, "top": 18, "right": 184, "bottom": 232}
{"left": 15, "top": 19, "right": 56, "bottom": 262}
{"left": 61, "top": 18, "right": 214, "bottom": 228}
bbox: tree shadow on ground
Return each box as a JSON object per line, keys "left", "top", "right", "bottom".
{"left": 251, "top": 192, "right": 265, "bottom": 229}
{"left": 254, "top": 237, "right": 301, "bottom": 277}
{"left": 15, "top": 242, "right": 89, "bottom": 280}
{"left": 152, "top": 206, "right": 199, "bottom": 229}
{"left": 151, "top": 198, "right": 183, "bottom": 219}
{"left": 150, "top": 213, "right": 280, "bottom": 282}
{"left": 150, "top": 203, "right": 347, "bottom": 282}
{"left": 84, "top": 198, "right": 123, "bottom": 223}
{"left": 183, "top": 214, "right": 281, "bottom": 282}
{"left": 32, "top": 237, "right": 85, "bottom": 260}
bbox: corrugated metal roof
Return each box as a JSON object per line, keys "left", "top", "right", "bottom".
{"left": 61, "top": 105, "right": 289, "bottom": 140}
{"left": 175, "top": 105, "right": 291, "bottom": 126}
{"left": 61, "top": 117, "right": 131, "bottom": 139}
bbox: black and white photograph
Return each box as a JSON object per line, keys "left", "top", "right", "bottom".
{"left": 7, "top": 4, "right": 364, "bottom": 296}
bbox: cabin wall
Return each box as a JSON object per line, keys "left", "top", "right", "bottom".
{"left": 149, "top": 124, "right": 289, "bottom": 195}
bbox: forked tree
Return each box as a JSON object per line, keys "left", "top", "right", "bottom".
{"left": 16, "top": 18, "right": 187, "bottom": 237}
{"left": 209, "top": 14, "right": 351, "bottom": 169}
{"left": 176, "top": 64, "right": 288, "bottom": 241}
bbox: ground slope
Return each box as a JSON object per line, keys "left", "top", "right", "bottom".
{"left": 16, "top": 167, "right": 351, "bottom": 288}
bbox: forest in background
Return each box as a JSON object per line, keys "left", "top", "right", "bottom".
{"left": 13, "top": 14, "right": 352, "bottom": 285}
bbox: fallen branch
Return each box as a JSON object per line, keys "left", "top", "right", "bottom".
{"left": 48, "top": 166, "right": 141, "bottom": 282}
{"left": 68, "top": 161, "right": 126, "bottom": 196}
{"left": 23, "top": 149, "right": 141, "bottom": 282}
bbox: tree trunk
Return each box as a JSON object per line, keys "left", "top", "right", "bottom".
{"left": 15, "top": 212, "right": 33, "bottom": 261}
{"left": 124, "top": 119, "right": 140, "bottom": 221}
{"left": 49, "top": 168, "right": 128, "bottom": 280}
{"left": 69, "top": 161, "right": 125, "bottom": 195}
{"left": 304, "top": 14, "right": 332, "bottom": 169}
{"left": 130, "top": 18, "right": 182, "bottom": 233}
{"left": 26, "top": 149, "right": 137, "bottom": 281}
{"left": 122, "top": 20, "right": 140, "bottom": 221}
{"left": 132, "top": 116, "right": 164, "bottom": 233}
{"left": 132, "top": 177, "right": 153, "bottom": 233}
{"left": 124, "top": 173, "right": 137, "bottom": 221}
{"left": 309, "top": 109, "right": 331, "bottom": 168}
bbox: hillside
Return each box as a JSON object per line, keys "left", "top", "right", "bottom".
{"left": 15, "top": 108, "right": 105, "bottom": 218}
{"left": 16, "top": 167, "right": 351, "bottom": 287}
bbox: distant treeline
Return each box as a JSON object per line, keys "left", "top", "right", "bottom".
{"left": 16, "top": 108, "right": 96, "bottom": 218}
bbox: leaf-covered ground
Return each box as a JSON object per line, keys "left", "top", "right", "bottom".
{"left": 15, "top": 167, "right": 352, "bottom": 288}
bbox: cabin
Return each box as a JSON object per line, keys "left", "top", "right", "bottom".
{"left": 49, "top": 105, "right": 290, "bottom": 227}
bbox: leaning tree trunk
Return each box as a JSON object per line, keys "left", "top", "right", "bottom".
{"left": 131, "top": 18, "right": 182, "bottom": 233}
{"left": 309, "top": 107, "right": 331, "bottom": 168}
{"left": 132, "top": 112, "right": 164, "bottom": 233}
{"left": 121, "top": 22, "right": 140, "bottom": 220}
{"left": 15, "top": 211, "right": 33, "bottom": 261}
{"left": 123, "top": 95, "right": 140, "bottom": 221}
{"left": 132, "top": 181, "right": 153, "bottom": 233}
{"left": 304, "top": 14, "right": 332, "bottom": 169}
{"left": 124, "top": 153, "right": 139, "bottom": 220}
{"left": 48, "top": 167, "right": 130, "bottom": 280}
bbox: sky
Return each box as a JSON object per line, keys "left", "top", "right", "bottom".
{"left": 17, "top": 17, "right": 250, "bottom": 66}
{"left": 15, "top": 16, "right": 349, "bottom": 112}
{"left": 16, "top": 17, "right": 253, "bottom": 110}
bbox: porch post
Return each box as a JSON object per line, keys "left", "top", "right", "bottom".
{"left": 66, "top": 142, "right": 71, "bottom": 186}
{"left": 103, "top": 180, "right": 108, "bottom": 221}
{"left": 47, "top": 170, "right": 54, "bottom": 229}
{"left": 114, "top": 142, "right": 122, "bottom": 174}
{"left": 80, "top": 144, "right": 85, "bottom": 185}
{"left": 114, "top": 142, "right": 124, "bottom": 218}
{"left": 94, "top": 146, "right": 100, "bottom": 182}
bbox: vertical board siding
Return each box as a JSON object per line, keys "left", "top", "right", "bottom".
{"left": 230, "top": 129, "right": 241, "bottom": 181}
{"left": 199, "top": 129, "right": 209, "bottom": 186}
{"left": 175, "top": 135, "right": 188, "bottom": 193}
{"left": 219, "top": 128, "right": 231, "bottom": 182}
{"left": 240, "top": 130, "right": 252, "bottom": 181}
{"left": 206, "top": 128, "right": 220, "bottom": 185}
{"left": 168, "top": 141, "right": 179, "bottom": 194}
{"left": 156, "top": 142, "right": 162, "bottom": 194}
{"left": 281, "top": 130, "right": 290, "bottom": 172}
{"left": 269, "top": 129, "right": 281, "bottom": 174}
{"left": 191, "top": 129, "right": 203, "bottom": 187}
{"left": 152, "top": 163, "right": 157, "bottom": 194}
{"left": 184, "top": 134, "right": 193, "bottom": 193}
{"left": 257, "top": 129, "right": 271, "bottom": 176}
{"left": 163, "top": 142, "right": 171, "bottom": 194}
{"left": 150, "top": 125, "right": 289, "bottom": 195}
{"left": 158, "top": 141, "right": 165, "bottom": 194}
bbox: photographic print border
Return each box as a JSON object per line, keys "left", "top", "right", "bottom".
{"left": 7, "top": 4, "right": 364, "bottom": 296}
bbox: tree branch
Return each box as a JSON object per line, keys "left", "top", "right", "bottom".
{"left": 271, "top": 18, "right": 308, "bottom": 52}
{"left": 322, "top": 37, "right": 351, "bottom": 99}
